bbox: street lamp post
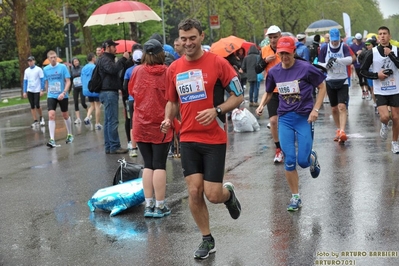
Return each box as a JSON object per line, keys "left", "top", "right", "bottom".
{"left": 161, "top": 0, "right": 166, "bottom": 45}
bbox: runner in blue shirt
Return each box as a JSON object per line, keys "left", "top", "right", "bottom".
{"left": 43, "top": 50, "right": 73, "bottom": 148}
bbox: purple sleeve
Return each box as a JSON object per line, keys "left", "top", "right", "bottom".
{"left": 265, "top": 73, "right": 276, "bottom": 93}
{"left": 343, "top": 45, "right": 352, "bottom": 57}
{"left": 307, "top": 65, "right": 326, "bottom": 87}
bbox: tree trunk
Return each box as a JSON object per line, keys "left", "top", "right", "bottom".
{"left": 13, "top": 0, "right": 31, "bottom": 95}
{"left": 77, "top": 9, "right": 92, "bottom": 55}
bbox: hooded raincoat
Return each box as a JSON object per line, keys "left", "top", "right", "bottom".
{"left": 128, "top": 64, "right": 172, "bottom": 143}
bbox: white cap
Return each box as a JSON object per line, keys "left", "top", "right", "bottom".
{"left": 133, "top": 50, "right": 143, "bottom": 62}
{"left": 355, "top": 33, "right": 362, "bottom": 40}
{"left": 296, "top": 33, "right": 306, "bottom": 40}
{"left": 266, "top": 25, "right": 281, "bottom": 35}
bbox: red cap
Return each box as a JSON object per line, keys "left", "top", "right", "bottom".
{"left": 276, "top": 36, "right": 296, "bottom": 54}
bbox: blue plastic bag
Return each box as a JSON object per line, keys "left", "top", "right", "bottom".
{"left": 88, "top": 178, "right": 145, "bottom": 217}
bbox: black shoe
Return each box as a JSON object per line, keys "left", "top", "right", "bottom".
{"left": 109, "top": 148, "right": 128, "bottom": 154}
{"left": 194, "top": 237, "right": 216, "bottom": 259}
{"left": 223, "top": 182, "right": 241, "bottom": 219}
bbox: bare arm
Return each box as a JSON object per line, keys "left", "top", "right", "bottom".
{"left": 308, "top": 81, "right": 326, "bottom": 123}
{"left": 160, "top": 101, "right": 179, "bottom": 133}
{"left": 195, "top": 92, "right": 243, "bottom": 126}
{"left": 255, "top": 92, "right": 273, "bottom": 116}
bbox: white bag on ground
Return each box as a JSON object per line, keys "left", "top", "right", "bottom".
{"left": 232, "top": 108, "right": 260, "bottom": 132}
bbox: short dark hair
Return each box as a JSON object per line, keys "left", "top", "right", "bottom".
{"left": 86, "top": 52, "right": 95, "bottom": 62}
{"left": 378, "top": 26, "right": 390, "bottom": 34}
{"left": 178, "top": 18, "right": 203, "bottom": 35}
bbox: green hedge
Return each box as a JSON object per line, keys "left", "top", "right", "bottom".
{"left": 0, "top": 54, "right": 89, "bottom": 89}
{"left": 0, "top": 60, "right": 21, "bottom": 89}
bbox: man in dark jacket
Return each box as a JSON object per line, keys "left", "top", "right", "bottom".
{"left": 98, "top": 39, "right": 130, "bottom": 154}
{"left": 241, "top": 45, "right": 260, "bottom": 106}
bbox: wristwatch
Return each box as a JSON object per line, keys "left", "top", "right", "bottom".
{"left": 215, "top": 106, "right": 223, "bottom": 115}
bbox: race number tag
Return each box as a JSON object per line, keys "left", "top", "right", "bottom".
{"left": 276, "top": 80, "right": 300, "bottom": 95}
{"left": 73, "top": 77, "right": 82, "bottom": 87}
{"left": 49, "top": 82, "right": 61, "bottom": 93}
{"left": 381, "top": 78, "right": 397, "bottom": 91}
{"left": 176, "top": 69, "right": 207, "bottom": 103}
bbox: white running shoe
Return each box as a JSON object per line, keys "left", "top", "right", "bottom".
{"left": 95, "top": 123, "right": 102, "bottom": 130}
{"left": 127, "top": 141, "right": 133, "bottom": 150}
{"left": 392, "top": 141, "right": 399, "bottom": 154}
{"left": 380, "top": 123, "right": 388, "bottom": 140}
{"left": 40, "top": 117, "right": 45, "bottom": 126}
{"left": 74, "top": 118, "right": 81, "bottom": 124}
{"left": 31, "top": 121, "right": 39, "bottom": 127}
{"left": 129, "top": 148, "right": 138, "bottom": 157}
{"left": 83, "top": 117, "right": 91, "bottom": 125}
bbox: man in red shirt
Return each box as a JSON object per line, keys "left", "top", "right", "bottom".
{"left": 161, "top": 18, "right": 243, "bottom": 260}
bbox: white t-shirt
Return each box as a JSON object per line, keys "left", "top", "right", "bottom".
{"left": 23, "top": 66, "right": 44, "bottom": 93}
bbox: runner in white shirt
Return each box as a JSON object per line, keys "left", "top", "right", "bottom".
{"left": 23, "top": 56, "right": 45, "bottom": 127}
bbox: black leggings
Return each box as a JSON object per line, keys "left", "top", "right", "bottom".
{"left": 73, "top": 87, "right": 87, "bottom": 111}
{"left": 137, "top": 142, "right": 170, "bottom": 170}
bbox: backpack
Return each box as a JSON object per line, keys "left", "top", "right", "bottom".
{"left": 309, "top": 44, "right": 320, "bottom": 64}
{"left": 88, "top": 61, "right": 102, "bottom": 93}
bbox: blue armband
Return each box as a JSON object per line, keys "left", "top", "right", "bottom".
{"left": 23, "top": 80, "right": 28, "bottom": 93}
{"left": 228, "top": 76, "right": 243, "bottom": 96}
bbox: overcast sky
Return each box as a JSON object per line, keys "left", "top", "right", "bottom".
{"left": 378, "top": 0, "right": 399, "bottom": 18}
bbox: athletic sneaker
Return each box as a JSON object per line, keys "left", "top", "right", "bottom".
{"left": 362, "top": 90, "right": 367, "bottom": 99}
{"left": 223, "top": 182, "right": 241, "bottom": 219}
{"left": 40, "top": 117, "right": 45, "bottom": 126}
{"left": 333, "top": 129, "right": 340, "bottom": 141}
{"left": 387, "top": 119, "right": 393, "bottom": 130}
{"left": 380, "top": 123, "right": 388, "bottom": 139}
{"left": 310, "top": 150, "right": 321, "bottom": 178}
{"left": 95, "top": 123, "right": 102, "bottom": 130}
{"left": 74, "top": 118, "right": 81, "bottom": 124}
{"left": 152, "top": 205, "right": 171, "bottom": 218}
{"left": 127, "top": 141, "right": 133, "bottom": 150}
{"left": 144, "top": 206, "right": 154, "bottom": 218}
{"left": 392, "top": 141, "right": 399, "bottom": 154}
{"left": 267, "top": 122, "right": 271, "bottom": 129}
{"left": 274, "top": 148, "right": 284, "bottom": 163}
{"left": 194, "top": 237, "right": 216, "bottom": 260}
{"left": 31, "top": 120, "right": 39, "bottom": 127}
{"left": 287, "top": 196, "right": 302, "bottom": 211}
{"left": 129, "top": 148, "right": 138, "bottom": 157}
{"left": 83, "top": 117, "right": 91, "bottom": 125}
{"left": 338, "top": 130, "right": 347, "bottom": 144}
{"left": 65, "top": 134, "right": 74, "bottom": 144}
{"left": 46, "top": 139, "right": 56, "bottom": 148}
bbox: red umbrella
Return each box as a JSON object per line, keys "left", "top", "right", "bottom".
{"left": 115, "top": 40, "right": 137, "bottom": 54}
{"left": 83, "top": 1, "right": 161, "bottom": 26}
{"left": 241, "top": 41, "right": 259, "bottom": 54}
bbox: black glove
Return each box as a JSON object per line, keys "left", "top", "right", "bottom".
{"left": 326, "top": 57, "right": 336, "bottom": 69}
{"left": 383, "top": 69, "right": 393, "bottom": 76}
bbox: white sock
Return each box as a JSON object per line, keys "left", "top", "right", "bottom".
{"left": 64, "top": 117, "right": 72, "bottom": 135}
{"left": 155, "top": 200, "right": 164, "bottom": 208}
{"left": 145, "top": 198, "right": 153, "bottom": 207}
{"left": 49, "top": 120, "right": 56, "bottom": 140}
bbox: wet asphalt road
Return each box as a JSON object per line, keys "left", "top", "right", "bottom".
{"left": 0, "top": 84, "right": 398, "bottom": 266}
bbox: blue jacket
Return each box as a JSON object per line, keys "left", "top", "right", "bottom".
{"left": 295, "top": 42, "right": 310, "bottom": 62}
